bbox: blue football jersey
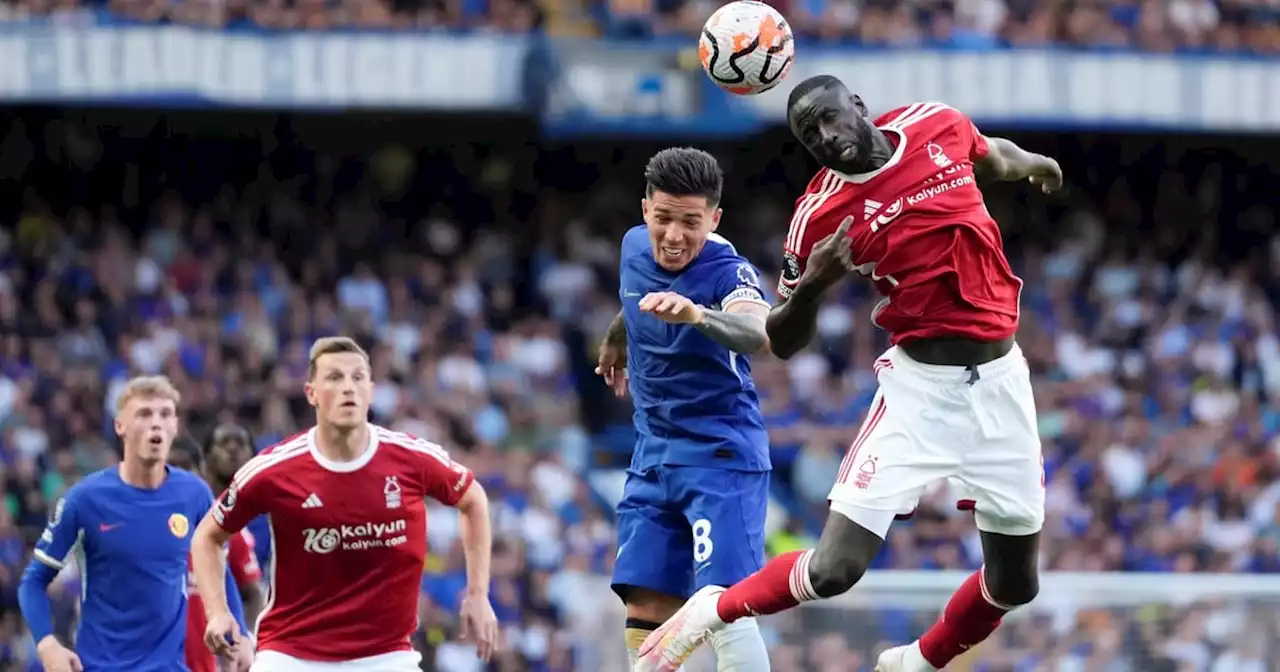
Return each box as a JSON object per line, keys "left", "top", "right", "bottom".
{"left": 28, "top": 467, "right": 220, "bottom": 671}
{"left": 619, "top": 225, "right": 771, "bottom": 472}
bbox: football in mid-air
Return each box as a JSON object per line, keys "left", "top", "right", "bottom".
{"left": 698, "top": 1, "right": 795, "bottom": 95}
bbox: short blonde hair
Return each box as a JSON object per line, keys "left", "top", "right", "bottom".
{"left": 308, "top": 336, "right": 370, "bottom": 381}
{"left": 116, "top": 375, "right": 181, "bottom": 415}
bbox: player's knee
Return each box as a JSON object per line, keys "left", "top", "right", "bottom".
{"left": 979, "top": 531, "right": 1041, "bottom": 607}
{"left": 622, "top": 587, "right": 685, "bottom": 623}
{"left": 985, "top": 566, "right": 1039, "bottom": 607}
{"left": 806, "top": 512, "right": 881, "bottom": 597}
{"left": 806, "top": 547, "right": 867, "bottom": 598}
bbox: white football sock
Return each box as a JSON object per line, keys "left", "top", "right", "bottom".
{"left": 709, "top": 617, "right": 770, "bottom": 671}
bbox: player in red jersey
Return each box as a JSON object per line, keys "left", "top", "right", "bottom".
{"left": 638, "top": 75, "right": 1063, "bottom": 672}
{"left": 168, "top": 432, "right": 265, "bottom": 672}
{"left": 190, "top": 336, "right": 499, "bottom": 671}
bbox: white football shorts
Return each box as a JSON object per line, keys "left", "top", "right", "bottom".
{"left": 251, "top": 650, "right": 421, "bottom": 672}
{"left": 828, "top": 342, "right": 1046, "bottom": 538}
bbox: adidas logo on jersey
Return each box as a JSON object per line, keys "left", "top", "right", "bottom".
{"left": 302, "top": 493, "right": 324, "bottom": 509}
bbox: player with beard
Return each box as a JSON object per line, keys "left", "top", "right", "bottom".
{"left": 191, "top": 336, "right": 499, "bottom": 671}
{"left": 169, "top": 430, "right": 265, "bottom": 672}
{"left": 638, "top": 77, "right": 1063, "bottom": 672}
{"left": 19, "top": 377, "right": 252, "bottom": 672}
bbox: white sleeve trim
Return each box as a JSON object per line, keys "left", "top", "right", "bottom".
{"left": 33, "top": 548, "right": 65, "bottom": 570}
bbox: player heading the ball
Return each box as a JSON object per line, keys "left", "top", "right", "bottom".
{"left": 597, "top": 146, "right": 774, "bottom": 671}
{"left": 191, "top": 336, "right": 499, "bottom": 671}
{"left": 20, "top": 376, "right": 253, "bottom": 672}
{"left": 637, "top": 78, "right": 1063, "bottom": 672}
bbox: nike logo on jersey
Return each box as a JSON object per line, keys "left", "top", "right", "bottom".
{"left": 99, "top": 523, "right": 123, "bottom": 532}
{"left": 623, "top": 290, "right": 642, "bottom": 298}
{"left": 864, "top": 197, "right": 904, "bottom": 232}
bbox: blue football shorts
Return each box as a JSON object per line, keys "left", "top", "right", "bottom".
{"left": 611, "top": 464, "right": 769, "bottom": 600}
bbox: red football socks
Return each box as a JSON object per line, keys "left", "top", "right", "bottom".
{"left": 716, "top": 549, "right": 820, "bottom": 623}
{"left": 918, "top": 568, "right": 1009, "bottom": 668}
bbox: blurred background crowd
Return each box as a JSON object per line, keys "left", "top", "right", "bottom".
{"left": 0, "top": 103, "right": 1276, "bottom": 670}
{"left": 1, "top": 0, "right": 1279, "bottom": 53}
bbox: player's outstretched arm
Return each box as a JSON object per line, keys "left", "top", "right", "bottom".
{"left": 975, "top": 136, "right": 1063, "bottom": 192}
{"left": 768, "top": 216, "right": 856, "bottom": 359}
{"left": 693, "top": 302, "right": 770, "bottom": 354}
{"left": 639, "top": 292, "right": 770, "bottom": 354}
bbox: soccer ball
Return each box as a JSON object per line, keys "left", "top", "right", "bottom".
{"left": 698, "top": 1, "right": 795, "bottom": 95}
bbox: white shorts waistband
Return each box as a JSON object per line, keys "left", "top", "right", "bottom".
{"left": 883, "top": 342, "right": 1026, "bottom": 385}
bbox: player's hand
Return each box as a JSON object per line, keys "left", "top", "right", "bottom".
{"left": 804, "top": 215, "right": 856, "bottom": 287}
{"left": 596, "top": 341, "right": 628, "bottom": 398}
{"left": 1029, "top": 157, "right": 1063, "bottom": 193}
{"left": 36, "top": 637, "right": 82, "bottom": 672}
{"left": 459, "top": 592, "right": 499, "bottom": 661}
{"left": 225, "top": 639, "right": 255, "bottom": 672}
{"left": 639, "top": 291, "right": 705, "bottom": 325}
{"left": 203, "top": 611, "right": 242, "bottom": 658}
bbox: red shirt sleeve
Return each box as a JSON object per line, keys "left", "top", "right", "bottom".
{"left": 966, "top": 119, "right": 989, "bottom": 161}
{"left": 419, "top": 445, "right": 475, "bottom": 507}
{"left": 387, "top": 434, "right": 476, "bottom": 506}
{"left": 211, "top": 458, "right": 272, "bottom": 534}
{"left": 228, "top": 529, "right": 263, "bottom": 586}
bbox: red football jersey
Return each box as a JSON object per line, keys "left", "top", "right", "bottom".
{"left": 210, "top": 425, "right": 475, "bottom": 663}
{"left": 778, "top": 102, "right": 1023, "bottom": 344}
{"left": 186, "top": 529, "right": 261, "bottom": 672}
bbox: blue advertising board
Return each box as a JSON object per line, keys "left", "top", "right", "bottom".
{"left": 544, "top": 42, "right": 1280, "bottom": 136}
{"left": 0, "top": 25, "right": 530, "bottom": 109}
{"left": 0, "top": 23, "right": 1277, "bottom": 134}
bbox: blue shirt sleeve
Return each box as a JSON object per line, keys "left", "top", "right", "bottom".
{"left": 713, "top": 258, "right": 770, "bottom": 310}
{"left": 20, "top": 487, "right": 84, "bottom": 643}
{"left": 33, "top": 489, "right": 83, "bottom": 571}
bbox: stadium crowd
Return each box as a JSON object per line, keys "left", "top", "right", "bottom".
{"left": 0, "top": 107, "right": 1277, "bottom": 672}
{"left": 0, "top": 0, "right": 1277, "bottom": 53}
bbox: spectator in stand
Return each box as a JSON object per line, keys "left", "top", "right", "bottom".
{"left": 2, "top": 0, "right": 1279, "bottom": 50}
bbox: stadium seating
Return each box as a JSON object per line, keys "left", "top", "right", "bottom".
{"left": 1, "top": 0, "right": 1276, "bottom": 50}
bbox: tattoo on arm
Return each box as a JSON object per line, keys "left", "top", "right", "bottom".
{"left": 765, "top": 278, "right": 829, "bottom": 360}
{"left": 693, "top": 309, "right": 768, "bottom": 354}
{"left": 605, "top": 310, "right": 626, "bottom": 345}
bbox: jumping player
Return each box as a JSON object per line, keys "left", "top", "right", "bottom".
{"left": 168, "top": 431, "right": 265, "bottom": 672}
{"left": 637, "top": 77, "right": 1063, "bottom": 672}
{"left": 596, "top": 147, "right": 772, "bottom": 670}
{"left": 190, "top": 336, "right": 499, "bottom": 671}
{"left": 19, "top": 377, "right": 252, "bottom": 672}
